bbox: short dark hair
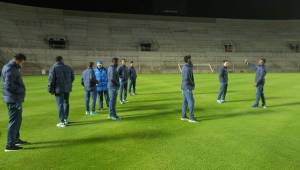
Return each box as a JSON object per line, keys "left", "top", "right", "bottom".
{"left": 130, "top": 61, "right": 134, "bottom": 64}
{"left": 14, "top": 53, "right": 26, "bottom": 61}
{"left": 88, "top": 62, "right": 94, "bottom": 68}
{"left": 223, "top": 60, "right": 229, "bottom": 63}
{"left": 260, "top": 58, "right": 266, "bottom": 63}
{"left": 121, "top": 58, "right": 126, "bottom": 62}
{"left": 184, "top": 55, "right": 191, "bottom": 63}
{"left": 112, "top": 57, "right": 119, "bottom": 62}
{"left": 56, "top": 56, "right": 63, "bottom": 62}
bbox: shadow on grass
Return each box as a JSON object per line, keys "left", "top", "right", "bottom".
{"left": 226, "top": 96, "right": 282, "bottom": 103}
{"left": 199, "top": 109, "right": 276, "bottom": 121}
{"left": 25, "top": 129, "right": 169, "bottom": 150}
{"left": 268, "top": 102, "right": 300, "bottom": 108}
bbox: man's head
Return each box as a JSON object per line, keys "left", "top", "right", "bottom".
{"left": 258, "top": 58, "right": 266, "bottom": 65}
{"left": 97, "top": 60, "right": 103, "bottom": 68}
{"left": 112, "top": 58, "right": 119, "bottom": 66}
{"left": 223, "top": 60, "right": 230, "bottom": 67}
{"left": 56, "top": 56, "right": 63, "bottom": 63}
{"left": 88, "top": 62, "right": 94, "bottom": 68}
{"left": 121, "top": 59, "right": 126, "bottom": 65}
{"left": 14, "top": 53, "right": 27, "bottom": 67}
{"left": 184, "top": 55, "right": 192, "bottom": 64}
{"left": 130, "top": 61, "right": 134, "bottom": 67}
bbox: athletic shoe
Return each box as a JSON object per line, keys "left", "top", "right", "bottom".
{"left": 85, "top": 111, "right": 90, "bottom": 115}
{"left": 188, "top": 119, "right": 198, "bottom": 123}
{"left": 120, "top": 101, "right": 124, "bottom": 104}
{"left": 5, "top": 145, "right": 23, "bottom": 152}
{"left": 252, "top": 105, "right": 259, "bottom": 108}
{"left": 132, "top": 93, "right": 136, "bottom": 96}
{"left": 217, "top": 100, "right": 222, "bottom": 104}
{"left": 263, "top": 106, "right": 267, "bottom": 109}
{"left": 110, "top": 116, "right": 121, "bottom": 120}
{"left": 64, "top": 119, "right": 68, "bottom": 125}
{"left": 181, "top": 117, "right": 188, "bottom": 121}
{"left": 90, "top": 111, "right": 97, "bottom": 115}
{"left": 56, "top": 122, "right": 66, "bottom": 128}
{"left": 15, "top": 139, "right": 29, "bottom": 146}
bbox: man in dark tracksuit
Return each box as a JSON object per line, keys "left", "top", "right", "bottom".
{"left": 107, "top": 58, "right": 121, "bottom": 120}
{"left": 81, "top": 62, "right": 97, "bottom": 115}
{"left": 95, "top": 61, "right": 109, "bottom": 110}
{"left": 128, "top": 61, "right": 137, "bottom": 96}
{"left": 217, "top": 60, "right": 230, "bottom": 104}
{"left": 118, "top": 59, "right": 129, "bottom": 104}
{"left": 245, "top": 58, "right": 267, "bottom": 108}
{"left": 181, "top": 55, "right": 197, "bottom": 123}
{"left": 48, "top": 56, "right": 74, "bottom": 128}
{"left": 1, "top": 53, "right": 28, "bottom": 152}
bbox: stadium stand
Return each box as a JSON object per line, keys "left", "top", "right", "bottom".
{"left": 0, "top": 1, "right": 300, "bottom": 74}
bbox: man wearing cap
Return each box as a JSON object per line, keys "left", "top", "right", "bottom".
{"left": 95, "top": 60, "right": 109, "bottom": 111}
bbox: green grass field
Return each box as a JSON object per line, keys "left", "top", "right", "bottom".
{"left": 0, "top": 73, "right": 300, "bottom": 170}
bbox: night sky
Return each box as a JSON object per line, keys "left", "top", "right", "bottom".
{"left": 1, "top": 0, "right": 300, "bottom": 19}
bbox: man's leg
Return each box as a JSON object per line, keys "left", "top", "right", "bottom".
{"left": 186, "top": 90, "right": 195, "bottom": 120}
{"left": 261, "top": 86, "right": 266, "bottom": 107}
{"left": 108, "top": 88, "right": 115, "bottom": 117}
{"left": 181, "top": 90, "right": 188, "bottom": 119}
{"left": 104, "top": 90, "right": 109, "bottom": 107}
{"left": 128, "top": 80, "right": 132, "bottom": 94}
{"left": 253, "top": 85, "right": 262, "bottom": 107}
{"left": 99, "top": 90, "right": 104, "bottom": 109}
{"left": 15, "top": 102, "right": 23, "bottom": 143}
{"left": 55, "top": 94, "right": 64, "bottom": 122}
{"left": 91, "top": 90, "right": 97, "bottom": 112}
{"left": 217, "top": 83, "right": 225, "bottom": 101}
{"left": 133, "top": 79, "right": 136, "bottom": 94}
{"left": 6, "top": 103, "right": 21, "bottom": 147}
{"left": 85, "top": 90, "right": 91, "bottom": 112}
{"left": 222, "top": 84, "right": 228, "bottom": 101}
{"left": 124, "top": 81, "right": 128, "bottom": 101}
{"left": 63, "top": 93, "right": 70, "bottom": 121}
{"left": 119, "top": 82, "right": 124, "bottom": 102}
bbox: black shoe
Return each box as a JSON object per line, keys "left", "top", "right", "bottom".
{"left": 4, "top": 145, "right": 23, "bottom": 152}
{"left": 15, "top": 139, "right": 29, "bottom": 146}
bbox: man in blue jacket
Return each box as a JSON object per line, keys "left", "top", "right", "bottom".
{"left": 48, "top": 56, "right": 74, "bottom": 128}
{"left": 95, "top": 61, "right": 109, "bottom": 111}
{"left": 107, "top": 58, "right": 121, "bottom": 120}
{"left": 217, "top": 60, "right": 230, "bottom": 104}
{"left": 245, "top": 58, "right": 267, "bottom": 108}
{"left": 181, "top": 55, "right": 197, "bottom": 123}
{"left": 118, "top": 59, "right": 129, "bottom": 104}
{"left": 128, "top": 61, "right": 137, "bottom": 96}
{"left": 1, "top": 53, "right": 28, "bottom": 152}
{"left": 82, "top": 62, "right": 97, "bottom": 115}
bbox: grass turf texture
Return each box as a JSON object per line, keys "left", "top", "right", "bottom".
{"left": 0, "top": 73, "right": 299, "bottom": 170}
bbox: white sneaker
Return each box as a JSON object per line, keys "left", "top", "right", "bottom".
{"left": 217, "top": 100, "right": 222, "bottom": 104}
{"left": 56, "top": 122, "right": 66, "bottom": 128}
{"left": 181, "top": 117, "right": 188, "bottom": 121}
{"left": 64, "top": 119, "right": 68, "bottom": 125}
{"left": 188, "top": 119, "right": 198, "bottom": 123}
{"left": 120, "top": 101, "right": 124, "bottom": 104}
{"left": 263, "top": 106, "right": 267, "bottom": 109}
{"left": 85, "top": 111, "right": 90, "bottom": 115}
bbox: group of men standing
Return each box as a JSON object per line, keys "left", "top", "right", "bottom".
{"left": 0, "top": 53, "right": 266, "bottom": 152}
{"left": 81, "top": 58, "right": 137, "bottom": 121}
{"left": 180, "top": 55, "right": 267, "bottom": 123}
